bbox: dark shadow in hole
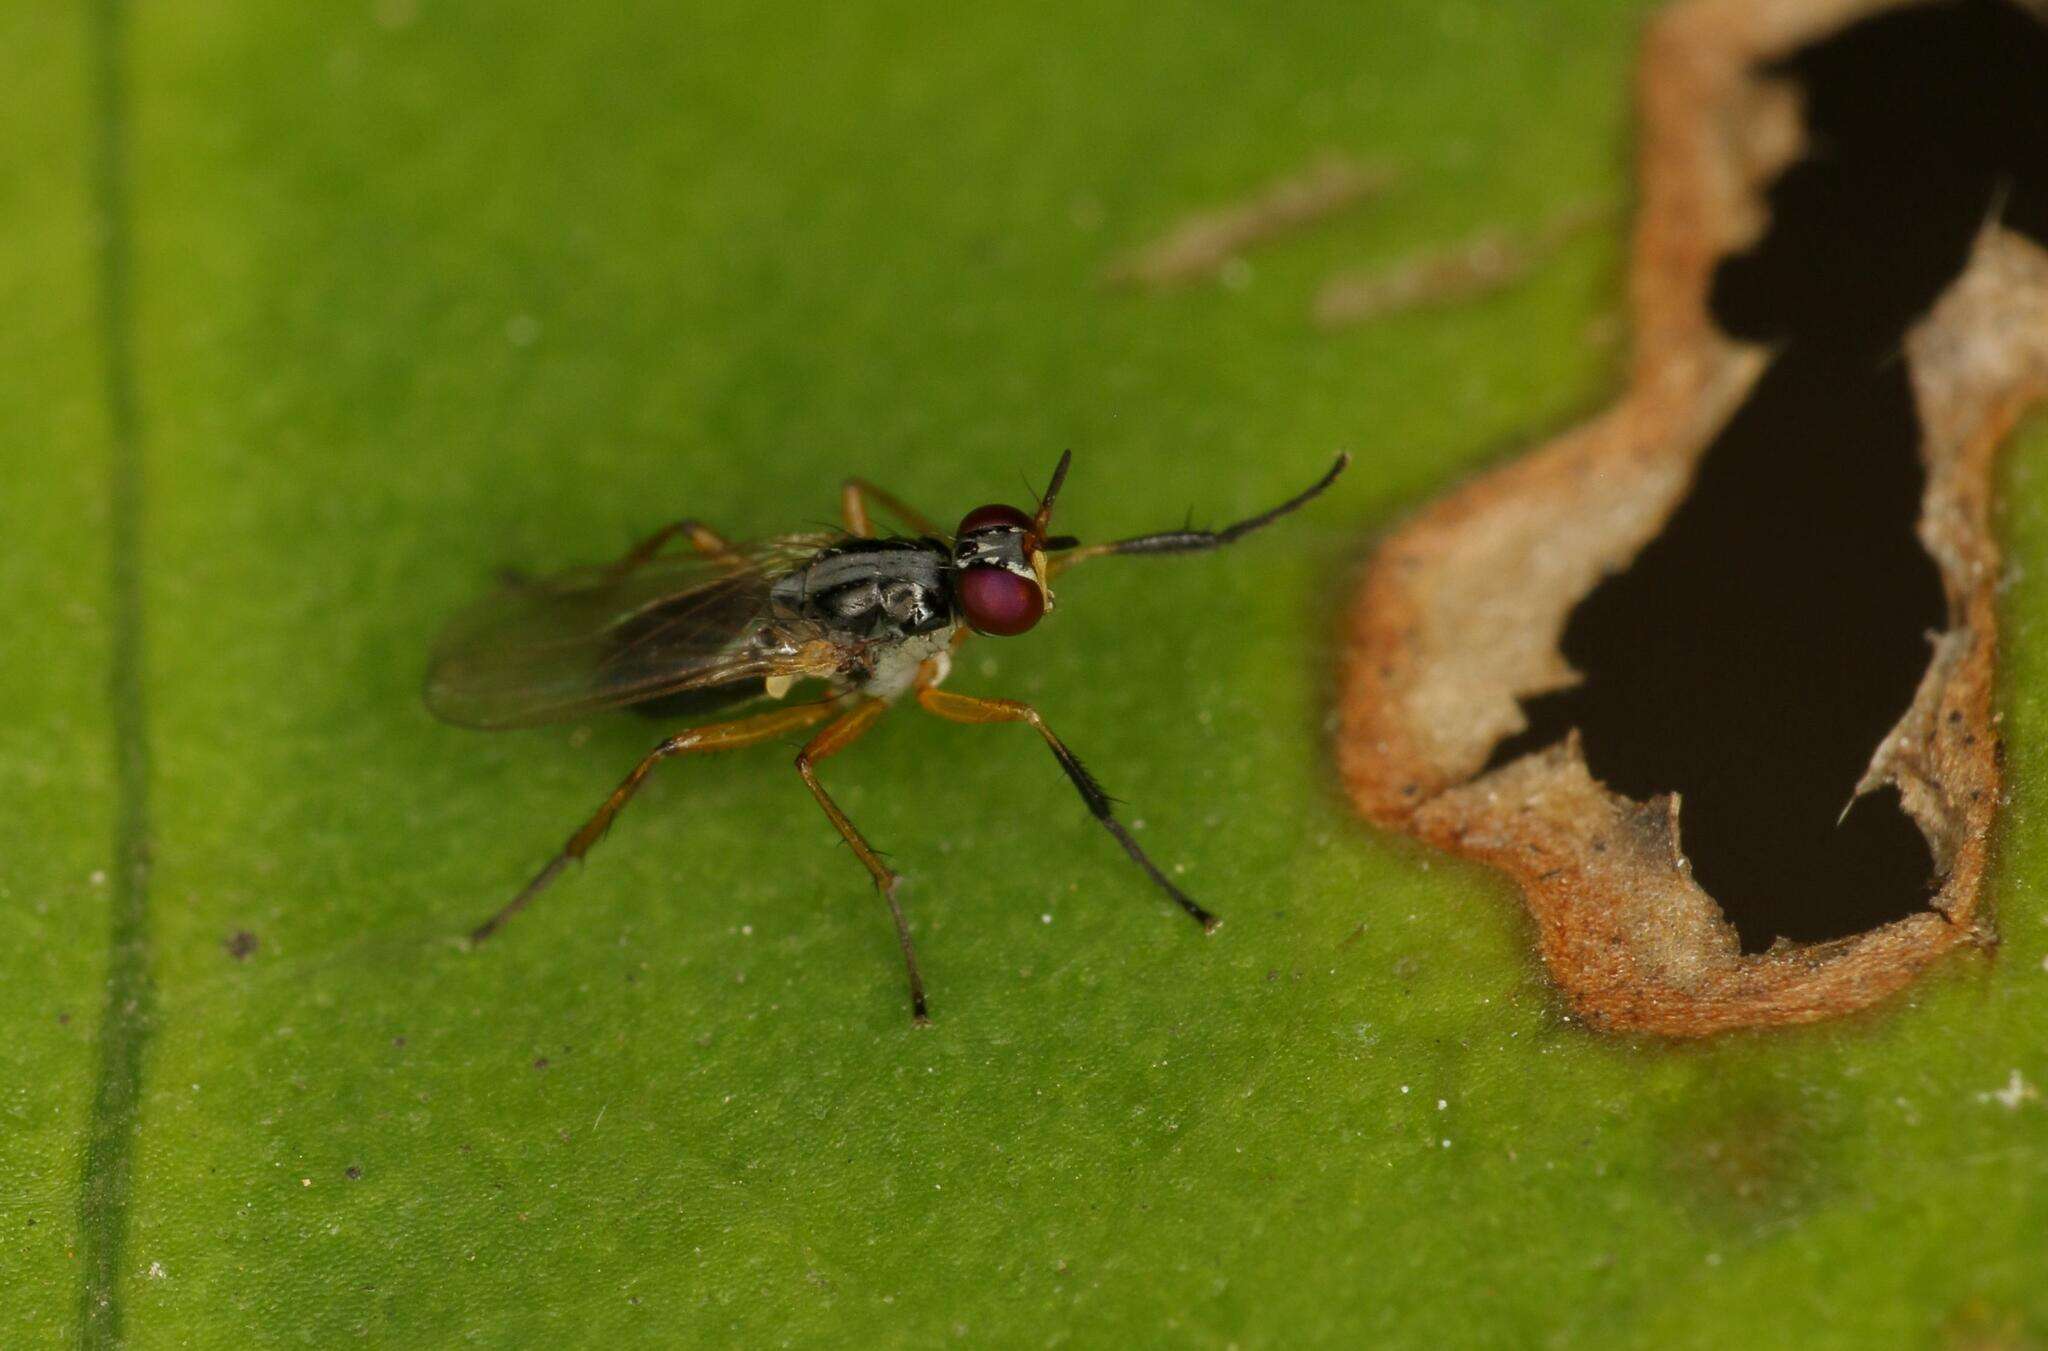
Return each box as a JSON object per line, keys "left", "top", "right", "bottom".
{"left": 1487, "top": 0, "right": 2048, "bottom": 950}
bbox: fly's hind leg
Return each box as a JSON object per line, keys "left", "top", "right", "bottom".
{"left": 601, "top": 519, "right": 742, "bottom": 577}
{"left": 916, "top": 686, "right": 1219, "bottom": 932}
{"left": 468, "top": 700, "right": 839, "bottom": 944}
{"left": 497, "top": 519, "right": 741, "bottom": 591}
{"left": 792, "top": 699, "right": 931, "bottom": 1023}
{"left": 841, "top": 480, "right": 941, "bottom": 539}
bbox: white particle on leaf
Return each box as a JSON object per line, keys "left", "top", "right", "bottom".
{"left": 1979, "top": 1069, "right": 2038, "bottom": 1110}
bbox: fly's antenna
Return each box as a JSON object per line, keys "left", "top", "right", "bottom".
{"left": 1046, "top": 453, "right": 1349, "bottom": 576}
{"left": 1031, "top": 450, "right": 1074, "bottom": 545}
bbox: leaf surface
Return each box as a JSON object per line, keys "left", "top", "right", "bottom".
{"left": 10, "top": 0, "right": 2048, "bottom": 1345}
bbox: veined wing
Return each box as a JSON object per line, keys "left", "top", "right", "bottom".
{"left": 425, "top": 532, "right": 843, "bottom": 729}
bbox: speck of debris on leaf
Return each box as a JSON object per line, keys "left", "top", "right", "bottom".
{"left": 1103, "top": 154, "right": 1394, "bottom": 290}
{"left": 1979, "top": 1069, "right": 2038, "bottom": 1110}
{"left": 1312, "top": 201, "right": 1607, "bottom": 328}
{"left": 224, "top": 930, "right": 259, "bottom": 961}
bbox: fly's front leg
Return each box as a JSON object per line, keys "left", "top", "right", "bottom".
{"left": 914, "top": 686, "right": 1219, "bottom": 932}
{"left": 793, "top": 699, "right": 931, "bottom": 1023}
{"left": 841, "top": 479, "right": 941, "bottom": 539}
{"left": 1045, "top": 454, "right": 1348, "bottom": 577}
{"left": 468, "top": 700, "right": 839, "bottom": 943}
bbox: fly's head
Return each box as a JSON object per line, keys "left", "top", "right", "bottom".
{"left": 951, "top": 503, "right": 1049, "bottom": 636}
{"left": 949, "top": 453, "right": 1070, "bottom": 637}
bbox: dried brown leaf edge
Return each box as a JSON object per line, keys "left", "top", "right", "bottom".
{"left": 1337, "top": 0, "right": 2048, "bottom": 1036}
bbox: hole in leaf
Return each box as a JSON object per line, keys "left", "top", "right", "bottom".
{"left": 1486, "top": 0, "right": 2048, "bottom": 951}
{"left": 1339, "top": 0, "right": 2048, "bottom": 1034}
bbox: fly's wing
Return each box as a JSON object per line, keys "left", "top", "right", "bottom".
{"left": 424, "top": 533, "right": 844, "bottom": 729}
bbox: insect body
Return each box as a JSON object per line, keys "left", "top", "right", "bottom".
{"left": 427, "top": 453, "right": 1349, "bottom": 1022}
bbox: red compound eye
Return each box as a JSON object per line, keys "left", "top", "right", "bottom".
{"left": 957, "top": 565, "right": 1045, "bottom": 636}
{"left": 956, "top": 502, "right": 1033, "bottom": 537}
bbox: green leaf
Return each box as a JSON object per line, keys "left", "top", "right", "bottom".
{"left": 10, "top": 0, "right": 2048, "bottom": 1345}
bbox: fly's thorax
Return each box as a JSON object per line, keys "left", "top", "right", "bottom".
{"left": 772, "top": 538, "right": 955, "bottom": 640}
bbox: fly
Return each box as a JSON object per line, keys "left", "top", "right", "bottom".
{"left": 425, "top": 452, "right": 1349, "bottom": 1022}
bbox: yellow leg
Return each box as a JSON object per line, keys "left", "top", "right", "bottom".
{"left": 470, "top": 700, "right": 840, "bottom": 943}
{"left": 916, "top": 687, "right": 1218, "bottom": 931}
{"left": 841, "top": 479, "right": 941, "bottom": 538}
{"left": 507, "top": 518, "right": 740, "bottom": 592}
{"left": 794, "top": 699, "right": 931, "bottom": 1022}
{"left": 604, "top": 518, "right": 741, "bottom": 577}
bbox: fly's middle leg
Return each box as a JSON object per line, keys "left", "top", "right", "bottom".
{"left": 793, "top": 699, "right": 930, "bottom": 1023}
